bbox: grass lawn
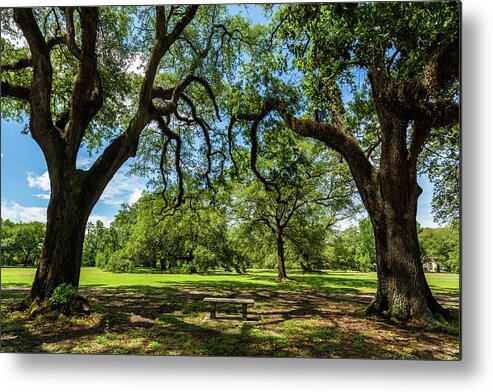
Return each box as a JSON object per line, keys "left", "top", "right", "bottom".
{"left": 1, "top": 267, "right": 460, "bottom": 359}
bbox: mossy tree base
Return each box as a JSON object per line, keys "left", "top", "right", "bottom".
{"left": 13, "top": 294, "right": 90, "bottom": 318}
{"left": 364, "top": 292, "right": 452, "bottom": 329}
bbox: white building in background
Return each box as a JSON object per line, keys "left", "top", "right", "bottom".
{"left": 423, "top": 261, "right": 438, "bottom": 272}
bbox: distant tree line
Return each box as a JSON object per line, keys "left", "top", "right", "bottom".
{"left": 0, "top": 211, "right": 458, "bottom": 274}
{"left": 1, "top": 219, "right": 45, "bottom": 267}
{"left": 79, "top": 197, "right": 459, "bottom": 276}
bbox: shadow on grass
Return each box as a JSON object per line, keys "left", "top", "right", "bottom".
{"left": 1, "top": 270, "right": 459, "bottom": 358}
{"left": 1, "top": 282, "right": 460, "bottom": 359}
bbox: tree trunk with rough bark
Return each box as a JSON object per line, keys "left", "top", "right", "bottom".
{"left": 31, "top": 201, "right": 88, "bottom": 301}
{"left": 160, "top": 259, "right": 167, "bottom": 270}
{"left": 362, "top": 115, "right": 446, "bottom": 325}
{"left": 29, "top": 169, "right": 101, "bottom": 302}
{"left": 366, "top": 208, "right": 446, "bottom": 324}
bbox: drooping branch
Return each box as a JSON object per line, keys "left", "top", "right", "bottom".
{"left": 179, "top": 94, "right": 214, "bottom": 191}
{"left": 232, "top": 97, "right": 379, "bottom": 214}
{"left": 155, "top": 116, "right": 185, "bottom": 210}
{"left": 188, "top": 75, "right": 221, "bottom": 121}
{"left": 248, "top": 113, "right": 283, "bottom": 202}
{"left": 230, "top": 102, "right": 284, "bottom": 201}
{"left": 150, "top": 51, "right": 222, "bottom": 193}
{"left": 227, "top": 114, "right": 240, "bottom": 176}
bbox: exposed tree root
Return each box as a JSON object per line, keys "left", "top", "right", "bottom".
{"left": 11, "top": 294, "right": 90, "bottom": 318}
{"left": 364, "top": 297, "right": 453, "bottom": 330}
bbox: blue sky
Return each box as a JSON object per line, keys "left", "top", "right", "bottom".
{"left": 1, "top": 120, "right": 146, "bottom": 227}
{"left": 0, "top": 118, "right": 439, "bottom": 229}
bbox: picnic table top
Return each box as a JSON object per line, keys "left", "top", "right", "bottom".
{"left": 203, "top": 297, "right": 255, "bottom": 304}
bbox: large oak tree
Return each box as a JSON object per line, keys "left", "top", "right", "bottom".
{"left": 229, "top": 2, "right": 459, "bottom": 325}
{"left": 1, "top": 5, "right": 237, "bottom": 305}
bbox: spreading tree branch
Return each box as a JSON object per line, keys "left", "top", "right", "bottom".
{"left": 12, "top": 8, "right": 65, "bottom": 169}
{"left": 231, "top": 97, "right": 380, "bottom": 216}
{"left": 1, "top": 81, "right": 30, "bottom": 100}
{"left": 66, "top": 7, "right": 103, "bottom": 162}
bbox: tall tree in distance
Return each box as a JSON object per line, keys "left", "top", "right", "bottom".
{"left": 229, "top": 2, "right": 459, "bottom": 325}
{"left": 233, "top": 128, "right": 355, "bottom": 281}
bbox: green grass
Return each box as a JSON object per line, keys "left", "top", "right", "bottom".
{"left": 1, "top": 267, "right": 460, "bottom": 359}
{"left": 0, "top": 267, "right": 459, "bottom": 296}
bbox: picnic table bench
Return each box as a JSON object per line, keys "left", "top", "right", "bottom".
{"left": 203, "top": 297, "right": 255, "bottom": 321}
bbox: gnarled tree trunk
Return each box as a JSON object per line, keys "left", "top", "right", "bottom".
{"left": 31, "top": 198, "right": 88, "bottom": 300}
{"left": 29, "top": 167, "right": 104, "bottom": 302}
{"left": 366, "top": 208, "right": 445, "bottom": 324}
{"left": 363, "top": 115, "right": 446, "bottom": 324}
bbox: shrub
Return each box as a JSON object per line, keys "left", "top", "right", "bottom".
{"left": 106, "top": 249, "right": 135, "bottom": 272}
{"left": 181, "top": 264, "right": 198, "bottom": 274}
{"left": 48, "top": 283, "right": 80, "bottom": 312}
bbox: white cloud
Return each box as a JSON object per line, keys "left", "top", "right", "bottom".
{"left": 128, "top": 189, "right": 143, "bottom": 205}
{"left": 1, "top": 200, "right": 47, "bottom": 223}
{"left": 76, "top": 156, "right": 96, "bottom": 170}
{"left": 27, "top": 171, "right": 51, "bottom": 199}
{"left": 27, "top": 171, "right": 50, "bottom": 192}
{"left": 25, "top": 168, "right": 145, "bottom": 207}
{"left": 100, "top": 172, "right": 146, "bottom": 206}
{"left": 1, "top": 200, "right": 115, "bottom": 229}
{"left": 88, "top": 214, "right": 114, "bottom": 228}
{"left": 32, "top": 193, "right": 51, "bottom": 200}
